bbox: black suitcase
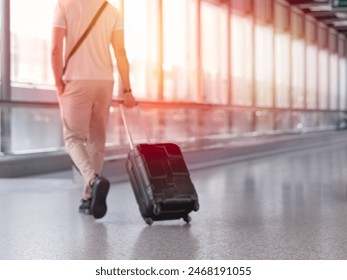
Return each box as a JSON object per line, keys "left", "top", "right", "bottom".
{"left": 120, "top": 105, "right": 199, "bottom": 225}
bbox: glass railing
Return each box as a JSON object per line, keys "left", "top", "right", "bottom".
{"left": 0, "top": 98, "right": 343, "bottom": 156}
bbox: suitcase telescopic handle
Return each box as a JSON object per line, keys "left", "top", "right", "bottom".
{"left": 119, "top": 103, "right": 151, "bottom": 150}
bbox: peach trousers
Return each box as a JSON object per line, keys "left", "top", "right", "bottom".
{"left": 58, "top": 80, "right": 114, "bottom": 199}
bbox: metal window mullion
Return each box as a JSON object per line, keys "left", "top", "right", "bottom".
{"left": 120, "top": 0, "right": 124, "bottom": 15}
{"left": 289, "top": 9, "right": 293, "bottom": 130}
{"left": 251, "top": 0, "right": 257, "bottom": 132}
{"left": 339, "top": 47, "right": 342, "bottom": 112}
{"left": 272, "top": 0, "right": 276, "bottom": 131}
{"left": 158, "top": 0, "right": 164, "bottom": 101}
{"left": 346, "top": 41, "right": 347, "bottom": 111}
{"left": 1, "top": 0, "right": 11, "bottom": 100}
{"left": 196, "top": 0, "right": 204, "bottom": 139}
{"left": 196, "top": 0, "right": 203, "bottom": 103}
{"left": 316, "top": 25, "right": 320, "bottom": 127}
{"left": 337, "top": 41, "right": 340, "bottom": 112}
{"left": 1, "top": 0, "right": 11, "bottom": 154}
{"left": 327, "top": 34, "right": 331, "bottom": 111}
{"left": 227, "top": 0, "right": 233, "bottom": 133}
{"left": 117, "top": 0, "right": 125, "bottom": 97}
{"left": 303, "top": 17, "right": 307, "bottom": 110}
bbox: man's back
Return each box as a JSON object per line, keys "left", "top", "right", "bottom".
{"left": 53, "top": 0, "right": 123, "bottom": 81}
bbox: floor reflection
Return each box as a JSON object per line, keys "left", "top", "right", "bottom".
{"left": 2, "top": 135, "right": 347, "bottom": 259}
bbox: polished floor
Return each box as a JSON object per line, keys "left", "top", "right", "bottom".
{"left": 1, "top": 134, "right": 347, "bottom": 259}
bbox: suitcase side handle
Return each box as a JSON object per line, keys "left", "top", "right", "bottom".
{"left": 119, "top": 103, "right": 151, "bottom": 150}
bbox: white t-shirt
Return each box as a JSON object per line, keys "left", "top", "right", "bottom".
{"left": 52, "top": 0, "right": 123, "bottom": 81}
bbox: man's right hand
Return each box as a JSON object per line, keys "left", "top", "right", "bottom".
{"left": 124, "top": 92, "right": 136, "bottom": 107}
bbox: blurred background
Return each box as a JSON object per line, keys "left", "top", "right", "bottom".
{"left": 1, "top": 0, "right": 347, "bottom": 173}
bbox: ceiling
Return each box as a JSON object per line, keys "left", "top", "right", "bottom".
{"left": 287, "top": 0, "right": 347, "bottom": 36}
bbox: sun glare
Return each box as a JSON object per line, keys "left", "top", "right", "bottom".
{"left": 11, "top": 0, "right": 55, "bottom": 38}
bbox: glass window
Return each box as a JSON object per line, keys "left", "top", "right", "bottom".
{"left": 275, "top": 33, "right": 290, "bottom": 108}
{"left": 339, "top": 56, "right": 347, "bottom": 111}
{"left": 231, "top": 13, "right": 252, "bottom": 106}
{"left": 292, "top": 10, "right": 305, "bottom": 109}
{"left": 330, "top": 53, "right": 338, "bottom": 110}
{"left": 318, "top": 50, "right": 329, "bottom": 109}
{"left": 253, "top": 0, "right": 274, "bottom": 107}
{"left": 124, "top": 0, "right": 159, "bottom": 100}
{"left": 329, "top": 30, "right": 338, "bottom": 110}
{"left": 255, "top": 110, "right": 274, "bottom": 132}
{"left": 254, "top": 0, "right": 273, "bottom": 107}
{"left": 318, "top": 24, "right": 328, "bottom": 110}
{"left": 338, "top": 36, "right": 347, "bottom": 111}
{"left": 274, "top": 2, "right": 290, "bottom": 108}
{"left": 162, "top": 0, "right": 197, "bottom": 102}
{"left": 292, "top": 40, "right": 305, "bottom": 108}
{"left": 7, "top": 106, "right": 64, "bottom": 153}
{"left": 201, "top": 2, "right": 228, "bottom": 104}
{"left": 10, "top": 0, "right": 56, "bottom": 86}
{"left": 305, "top": 17, "right": 318, "bottom": 109}
{"left": 9, "top": 0, "right": 121, "bottom": 101}
{"left": 306, "top": 44, "right": 318, "bottom": 109}
{"left": 255, "top": 25, "right": 273, "bottom": 107}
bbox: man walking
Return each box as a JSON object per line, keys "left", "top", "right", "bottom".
{"left": 51, "top": 0, "right": 135, "bottom": 219}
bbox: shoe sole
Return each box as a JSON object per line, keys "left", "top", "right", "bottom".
{"left": 79, "top": 208, "right": 92, "bottom": 215}
{"left": 91, "top": 177, "right": 110, "bottom": 219}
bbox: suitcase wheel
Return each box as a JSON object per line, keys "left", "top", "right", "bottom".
{"left": 183, "top": 215, "right": 191, "bottom": 223}
{"left": 193, "top": 201, "right": 200, "bottom": 212}
{"left": 145, "top": 217, "right": 153, "bottom": 226}
{"left": 153, "top": 204, "right": 161, "bottom": 216}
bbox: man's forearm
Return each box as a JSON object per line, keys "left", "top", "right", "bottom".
{"left": 51, "top": 27, "right": 66, "bottom": 87}
{"left": 51, "top": 47, "right": 64, "bottom": 86}
{"left": 51, "top": 43, "right": 65, "bottom": 95}
{"left": 115, "top": 50, "right": 131, "bottom": 90}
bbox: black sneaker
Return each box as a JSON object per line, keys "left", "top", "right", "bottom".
{"left": 79, "top": 199, "right": 92, "bottom": 215}
{"left": 90, "top": 175, "right": 110, "bottom": 219}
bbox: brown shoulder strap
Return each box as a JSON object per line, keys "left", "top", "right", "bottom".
{"left": 63, "top": 1, "right": 109, "bottom": 74}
